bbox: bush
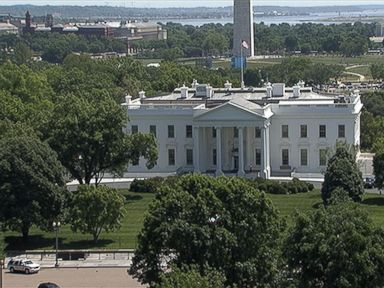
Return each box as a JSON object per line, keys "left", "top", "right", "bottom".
{"left": 130, "top": 177, "right": 165, "bottom": 193}
{"left": 130, "top": 176, "right": 179, "bottom": 193}
{"left": 251, "top": 178, "right": 313, "bottom": 195}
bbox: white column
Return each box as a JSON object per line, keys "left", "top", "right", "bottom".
{"left": 193, "top": 126, "right": 200, "bottom": 173}
{"left": 215, "top": 127, "right": 223, "bottom": 176}
{"left": 261, "top": 126, "right": 268, "bottom": 178}
{"left": 265, "top": 124, "right": 271, "bottom": 178}
{"left": 238, "top": 127, "right": 245, "bottom": 176}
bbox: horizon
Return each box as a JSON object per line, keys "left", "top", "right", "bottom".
{"left": 1, "top": 0, "right": 384, "bottom": 8}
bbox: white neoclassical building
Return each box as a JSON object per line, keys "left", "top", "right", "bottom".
{"left": 123, "top": 81, "right": 362, "bottom": 179}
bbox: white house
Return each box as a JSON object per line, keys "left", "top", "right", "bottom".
{"left": 123, "top": 81, "right": 362, "bottom": 179}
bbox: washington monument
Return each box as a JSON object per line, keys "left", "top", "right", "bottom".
{"left": 233, "top": 0, "right": 254, "bottom": 58}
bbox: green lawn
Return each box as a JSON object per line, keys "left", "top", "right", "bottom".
{"left": 4, "top": 190, "right": 384, "bottom": 251}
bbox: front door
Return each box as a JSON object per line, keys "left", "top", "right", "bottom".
{"left": 233, "top": 156, "right": 239, "bottom": 171}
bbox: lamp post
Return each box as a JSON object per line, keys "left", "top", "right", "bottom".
{"left": 53, "top": 221, "right": 61, "bottom": 268}
{"left": 0, "top": 258, "right": 4, "bottom": 288}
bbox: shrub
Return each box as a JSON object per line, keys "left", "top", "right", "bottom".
{"left": 130, "top": 177, "right": 165, "bottom": 193}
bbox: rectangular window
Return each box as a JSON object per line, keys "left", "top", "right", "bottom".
{"left": 131, "top": 125, "right": 138, "bottom": 134}
{"left": 255, "top": 127, "right": 261, "bottom": 138}
{"left": 300, "top": 149, "right": 308, "bottom": 166}
{"left": 213, "top": 149, "right": 217, "bottom": 165}
{"left": 212, "top": 128, "right": 217, "bottom": 138}
{"left": 338, "top": 125, "right": 345, "bottom": 138}
{"left": 282, "top": 125, "right": 289, "bottom": 138}
{"left": 255, "top": 149, "right": 261, "bottom": 165}
{"left": 168, "top": 125, "right": 175, "bottom": 138}
{"left": 149, "top": 125, "right": 156, "bottom": 137}
{"left": 319, "top": 125, "right": 326, "bottom": 138}
{"left": 168, "top": 149, "right": 175, "bottom": 166}
{"left": 186, "top": 149, "right": 193, "bottom": 166}
{"left": 234, "top": 127, "right": 238, "bottom": 138}
{"left": 319, "top": 149, "right": 327, "bottom": 166}
{"left": 282, "top": 149, "right": 289, "bottom": 166}
{"left": 186, "top": 125, "right": 193, "bottom": 138}
{"left": 300, "top": 125, "right": 307, "bottom": 138}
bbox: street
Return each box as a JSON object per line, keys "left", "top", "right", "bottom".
{"left": 2, "top": 267, "right": 145, "bottom": 288}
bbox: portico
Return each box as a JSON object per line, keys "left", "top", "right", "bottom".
{"left": 193, "top": 98, "right": 272, "bottom": 178}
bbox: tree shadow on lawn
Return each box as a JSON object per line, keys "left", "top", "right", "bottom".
{"left": 362, "top": 197, "right": 384, "bottom": 206}
{"left": 125, "top": 194, "right": 143, "bottom": 203}
{"left": 60, "top": 239, "right": 114, "bottom": 250}
{"left": 5, "top": 234, "right": 57, "bottom": 251}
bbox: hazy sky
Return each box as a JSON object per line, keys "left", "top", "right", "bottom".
{"left": 1, "top": 0, "right": 384, "bottom": 8}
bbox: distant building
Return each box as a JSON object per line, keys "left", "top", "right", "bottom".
{"left": 20, "top": 11, "right": 167, "bottom": 42}
{"left": 375, "top": 22, "right": 384, "bottom": 37}
{"left": 0, "top": 20, "right": 18, "bottom": 35}
{"left": 233, "top": 0, "right": 254, "bottom": 58}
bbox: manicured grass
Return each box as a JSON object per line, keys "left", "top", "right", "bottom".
{"left": 269, "top": 191, "right": 384, "bottom": 227}
{"left": 4, "top": 190, "right": 384, "bottom": 251}
{"left": 3, "top": 191, "right": 155, "bottom": 251}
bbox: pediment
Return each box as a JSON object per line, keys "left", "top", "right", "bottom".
{"left": 194, "top": 101, "right": 266, "bottom": 122}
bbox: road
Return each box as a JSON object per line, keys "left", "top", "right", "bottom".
{"left": 2, "top": 267, "right": 146, "bottom": 288}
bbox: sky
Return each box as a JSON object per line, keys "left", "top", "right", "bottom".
{"left": 1, "top": 0, "right": 384, "bottom": 8}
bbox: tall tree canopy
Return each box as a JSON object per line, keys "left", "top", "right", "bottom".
{"left": 129, "top": 174, "right": 284, "bottom": 287}
{"left": 0, "top": 128, "right": 67, "bottom": 240}
{"left": 321, "top": 146, "right": 364, "bottom": 204}
{"left": 48, "top": 91, "right": 157, "bottom": 185}
{"left": 284, "top": 203, "right": 384, "bottom": 287}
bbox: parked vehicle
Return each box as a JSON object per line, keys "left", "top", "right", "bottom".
{"left": 37, "top": 283, "right": 61, "bottom": 288}
{"left": 7, "top": 259, "right": 40, "bottom": 274}
{"left": 364, "top": 177, "right": 375, "bottom": 189}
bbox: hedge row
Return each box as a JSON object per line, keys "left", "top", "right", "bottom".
{"left": 130, "top": 176, "right": 314, "bottom": 195}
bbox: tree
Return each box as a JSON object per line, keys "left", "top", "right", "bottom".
{"left": 284, "top": 203, "right": 384, "bottom": 288}
{"left": 13, "top": 42, "right": 32, "bottom": 65}
{"left": 321, "top": 146, "right": 364, "bottom": 204}
{"left": 156, "top": 265, "right": 225, "bottom": 288}
{"left": 129, "top": 174, "right": 284, "bottom": 287}
{"left": 48, "top": 92, "right": 157, "bottom": 185}
{"left": 0, "top": 130, "right": 67, "bottom": 240}
{"left": 373, "top": 152, "right": 384, "bottom": 191}
{"left": 69, "top": 185, "right": 125, "bottom": 243}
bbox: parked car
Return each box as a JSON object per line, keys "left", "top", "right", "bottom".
{"left": 37, "top": 283, "right": 61, "bottom": 288}
{"left": 7, "top": 259, "right": 40, "bottom": 274}
{"left": 364, "top": 177, "right": 375, "bottom": 189}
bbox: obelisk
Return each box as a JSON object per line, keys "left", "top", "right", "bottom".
{"left": 233, "top": 0, "right": 254, "bottom": 58}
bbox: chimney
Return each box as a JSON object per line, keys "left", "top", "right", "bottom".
{"left": 180, "top": 85, "right": 189, "bottom": 99}
{"left": 125, "top": 94, "right": 132, "bottom": 105}
{"left": 139, "top": 90, "right": 146, "bottom": 100}
{"left": 191, "top": 79, "right": 198, "bottom": 89}
{"left": 293, "top": 85, "right": 301, "bottom": 98}
{"left": 224, "top": 80, "right": 232, "bottom": 90}
{"left": 266, "top": 83, "right": 272, "bottom": 98}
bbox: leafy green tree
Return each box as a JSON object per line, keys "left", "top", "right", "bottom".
{"left": 156, "top": 265, "right": 225, "bottom": 288}
{"left": 0, "top": 130, "right": 67, "bottom": 240}
{"left": 129, "top": 174, "right": 284, "bottom": 287}
{"left": 373, "top": 152, "right": 384, "bottom": 191}
{"left": 13, "top": 42, "right": 32, "bottom": 65}
{"left": 284, "top": 203, "right": 384, "bottom": 288}
{"left": 48, "top": 92, "right": 157, "bottom": 185}
{"left": 69, "top": 185, "right": 125, "bottom": 243}
{"left": 321, "top": 146, "right": 364, "bottom": 204}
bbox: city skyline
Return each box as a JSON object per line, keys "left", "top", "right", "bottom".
{"left": 1, "top": 0, "right": 384, "bottom": 7}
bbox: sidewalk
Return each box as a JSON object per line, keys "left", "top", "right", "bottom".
{"left": 38, "top": 259, "right": 131, "bottom": 269}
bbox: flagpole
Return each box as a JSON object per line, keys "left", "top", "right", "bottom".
{"left": 240, "top": 42, "right": 245, "bottom": 89}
